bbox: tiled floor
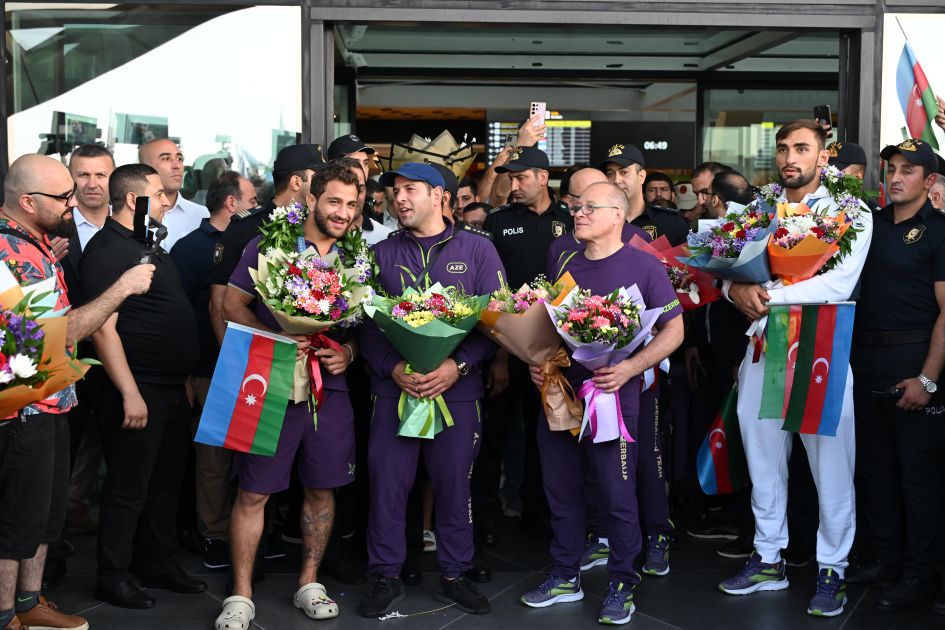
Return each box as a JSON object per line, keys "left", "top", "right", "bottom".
{"left": 48, "top": 521, "right": 941, "bottom": 630}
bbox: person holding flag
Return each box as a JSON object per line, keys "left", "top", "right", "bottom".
{"left": 848, "top": 139, "right": 945, "bottom": 613}
{"left": 213, "top": 163, "right": 362, "bottom": 629}
{"left": 720, "top": 120, "right": 872, "bottom": 618}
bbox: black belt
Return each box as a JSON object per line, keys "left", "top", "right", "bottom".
{"left": 852, "top": 329, "right": 931, "bottom": 347}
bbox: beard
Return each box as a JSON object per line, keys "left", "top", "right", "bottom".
{"left": 780, "top": 164, "right": 818, "bottom": 190}
{"left": 311, "top": 205, "right": 349, "bottom": 239}
{"left": 40, "top": 208, "right": 76, "bottom": 239}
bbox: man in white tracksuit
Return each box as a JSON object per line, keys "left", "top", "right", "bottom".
{"left": 719, "top": 120, "right": 872, "bottom": 619}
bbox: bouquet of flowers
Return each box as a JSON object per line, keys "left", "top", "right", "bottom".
{"left": 365, "top": 283, "right": 491, "bottom": 439}
{"left": 767, "top": 203, "right": 852, "bottom": 284}
{"left": 545, "top": 285, "right": 662, "bottom": 443}
{"left": 478, "top": 273, "right": 582, "bottom": 431}
{"left": 0, "top": 263, "right": 92, "bottom": 417}
{"left": 628, "top": 235, "right": 721, "bottom": 311}
{"left": 685, "top": 202, "right": 777, "bottom": 283}
{"left": 337, "top": 227, "right": 381, "bottom": 293}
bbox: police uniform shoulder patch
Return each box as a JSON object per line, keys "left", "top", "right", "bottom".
{"left": 212, "top": 242, "right": 224, "bottom": 266}
{"left": 232, "top": 206, "right": 264, "bottom": 222}
{"left": 904, "top": 225, "right": 926, "bottom": 244}
{"left": 387, "top": 228, "right": 405, "bottom": 238}
{"left": 488, "top": 204, "right": 512, "bottom": 215}
{"left": 650, "top": 204, "right": 680, "bottom": 215}
{"left": 462, "top": 224, "right": 493, "bottom": 240}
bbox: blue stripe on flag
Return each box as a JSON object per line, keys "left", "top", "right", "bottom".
{"left": 896, "top": 43, "right": 916, "bottom": 116}
{"left": 819, "top": 303, "right": 855, "bottom": 437}
{"left": 695, "top": 434, "right": 718, "bottom": 496}
{"left": 195, "top": 324, "right": 253, "bottom": 447}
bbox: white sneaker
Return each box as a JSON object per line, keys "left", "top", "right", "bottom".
{"left": 423, "top": 529, "right": 437, "bottom": 553}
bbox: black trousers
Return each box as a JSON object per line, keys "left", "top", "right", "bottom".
{"left": 96, "top": 381, "right": 190, "bottom": 584}
{"left": 852, "top": 342, "right": 945, "bottom": 581}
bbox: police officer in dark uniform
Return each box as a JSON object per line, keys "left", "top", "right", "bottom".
{"left": 827, "top": 141, "right": 880, "bottom": 211}
{"left": 848, "top": 139, "right": 945, "bottom": 613}
{"left": 599, "top": 143, "right": 689, "bottom": 246}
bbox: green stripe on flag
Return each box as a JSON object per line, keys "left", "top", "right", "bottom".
{"left": 920, "top": 86, "right": 940, "bottom": 149}
{"left": 781, "top": 305, "right": 819, "bottom": 432}
{"left": 721, "top": 387, "right": 749, "bottom": 489}
{"left": 759, "top": 305, "right": 790, "bottom": 419}
{"left": 249, "top": 339, "right": 295, "bottom": 456}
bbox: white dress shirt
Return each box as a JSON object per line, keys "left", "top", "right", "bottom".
{"left": 163, "top": 193, "right": 209, "bottom": 251}
{"left": 362, "top": 218, "right": 393, "bottom": 246}
{"left": 72, "top": 206, "right": 109, "bottom": 250}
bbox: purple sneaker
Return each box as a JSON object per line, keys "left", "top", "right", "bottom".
{"left": 719, "top": 551, "right": 789, "bottom": 595}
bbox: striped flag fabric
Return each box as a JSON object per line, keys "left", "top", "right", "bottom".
{"left": 195, "top": 322, "right": 295, "bottom": 456}
{"left": 696, "top": 386, "right": 748, "bottom": 496}
{"left": 896, "top": 41, "right": 940, "bottom": 149}
{"left": 759, "top": 303, "right": 855, "bottom": 437}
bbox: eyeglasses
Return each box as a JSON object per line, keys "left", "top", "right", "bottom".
{"left": 568, "top": 203, "right": 619, "bottom": 216}
{"left": 27, "top": 185, "right": 77, "bottom": 205}
{"left": 695, "top": 188, "right": 713, "bottom": 198}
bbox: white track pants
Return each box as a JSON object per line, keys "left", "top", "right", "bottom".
{"left": 736, "top": 344, "right": 856, "bottom": 576}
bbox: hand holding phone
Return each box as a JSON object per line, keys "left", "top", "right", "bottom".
{"left": 813, "top": 104, "right": 832, "bottom": 138}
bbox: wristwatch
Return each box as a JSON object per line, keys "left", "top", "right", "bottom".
{"left": 456, "top": 361, "right": 470, "bottom": 377}
{"left": 919, "top": 373, "right": 938, "bottom": 394}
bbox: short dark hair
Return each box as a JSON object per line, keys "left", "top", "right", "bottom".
{"left": 365, "top": 178, "right": 383, "bottom": 196}
{"left": 272, "top": 169, "right": 308, "bottom": 196}
{"left": 463, "top": 201, "right": 492, "bottom": 214}
{"left": 458, "top": 176, "right": 475, "bottom": 191}
{"left": 776, "top": 120, "right": 828, "bottom": 151}
{"left": 70, "top": 143, "right": 114, "bottom": 165}
{"left": 643, "top": 172, "right": 674, "bottom": 189}
{"left": 713, "top": 170, "right": 754, "bottom": 206}
{"left": 206, "top": 171, "right": 243, "bottom": 213}
{"left": 692, "top": 161, "right": 732, "bottom": 179}
{"left": 311, "top": 163, "right": 360, "bottom": 199}
{"left": 109, "top": 163, "right": 158, "bottom": 209}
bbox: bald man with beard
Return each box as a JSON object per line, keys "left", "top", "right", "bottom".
{"left": 0, "top": 155, "right": 155, "bottom": 630}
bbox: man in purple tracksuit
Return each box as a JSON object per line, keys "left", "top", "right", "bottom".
{"left": 521, "top": 182, "right": 683, "bottom": 625}
{"left": 357, "top": 163, "right": 505, "bottom": 618}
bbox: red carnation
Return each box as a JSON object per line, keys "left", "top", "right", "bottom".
{"left": 736, "top": 229, "right": 746, "bottom": 239}
{"left": 288, "top": 264, "right": 302, "bottom": 276}
{"left": 775, "top": 227, "right": 788, "bottom": 238}
{"left": 722, "top": 222, "right": 736, "bottom": 232}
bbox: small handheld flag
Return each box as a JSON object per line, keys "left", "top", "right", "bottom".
{"left": 696, "top": 386, "right": 748, "bottom": 496}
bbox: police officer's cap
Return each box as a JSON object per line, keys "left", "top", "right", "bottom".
{"left": 880, "top": 139, "right": 938, "bottom": 173}
{"left": 326, "top": 134, "right": 376, "bottom": 160}
{"left": 273, "top": 144, "right": 325, "bottom": 173}
{"left": 674, "top": 181, "right": 698, "bottom": 211}
{"left": 429, "top": 163, "right": 459, "bottom": 198}
{"left": 826, "top": 141, "right": 867, "bottom": 170}
{"left": 599, "top": 143, "right": 646, "bottom": 170}
{"left": 495, "top": 146, "right": 550, "bottom": 173}
{"left": 378, "top": 162, "right": 445, "bottom": 190}
{"left": 937, "top": 153, "right": 945, "bottom": 177}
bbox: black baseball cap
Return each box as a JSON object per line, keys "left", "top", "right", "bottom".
{"left": 937, "top": 153, "right": 945, "bottom": 177}
{"left": 429, "top": 163, "right": 459, "bottom": 198}
{"left": 599, "top": 143, "right": 646, "bottom": 169}
{"left": 378, "top": 162, "right": 445, "bottom": 189}
{"left": 273, "top": 143, "right": 325, "bottom": 173}
{"left": 495, "top": 146, "right": 550, "bottom": 173}
{"left": 827, "top": 141, "right": 867, "bottom": 170}
{"left": 326, "top": 134, "right": 376, "bottom": 160}
{"left": 880, "top": 139, "right": 938, "bottom": 173}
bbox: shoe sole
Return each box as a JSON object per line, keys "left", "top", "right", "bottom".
{"left": 598, "top": 601, "right": 636, "bottom": 625}
{"left": 719, "top": 578, "right": 789, "bottom": 595}
{"left": 521, "top": 590, "right": 585, "bottom": 608}
{"left": 687, "top": 531, "right": 739, "bottom": 541}
{"left": 716, "top": 550, "right": 753, "bottom": 559}
{"left": 433, "top": 591, "right": 490, "bottom": 614}
{"left": 281, "top": 534, "right": 302, "bottom": 545}
{"left": 360, "top": 592, "right": 406, "bottom": 618}
{"left": 875, "top": 600, "right": 927, "bottom": 613}
{"left": 808, "top": 597, "right": 847, "bottom": 617}
{"left": 581, "top": 558, "right": 609, "bottom": 571}
{"left": 203, "top": 561, "right": 232, "bottom": 570}
{"left": 642, "top": 566, "right": 670, "bottom": 576}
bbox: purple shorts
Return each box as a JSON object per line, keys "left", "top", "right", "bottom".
{"left": 233, "top": 389, "right": 355, "bottom": 495}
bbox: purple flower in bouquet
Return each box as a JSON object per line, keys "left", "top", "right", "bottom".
{"left": 285, "top": 203, "right": 304, "bottom": 225}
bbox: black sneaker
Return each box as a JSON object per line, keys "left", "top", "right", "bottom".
{"left": 360, "top": 576, "right": 406, "bottom": 617}
{"left": 434, "top": 575, "right": 490, "bottom": 614}
{"left": 686, "top": 523, "right": 740, "bottom": 541}
{"left": 202, "top": 538, "right": 231, "bottom": 570}
{"left": 716, "top": 531, "right": 754, "bottom": 559}
{"left": 263, "top": 532, "right": 287, "bottom": 560}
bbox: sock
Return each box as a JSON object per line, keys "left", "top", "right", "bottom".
{"left": 0, "top": 608, "right": 15, "bottom": 629}
{"left": 14, "top": 591, "right": 40, "bottom": 614}
{"left": 598, "top": 537, "right": 610, "bottom": 547}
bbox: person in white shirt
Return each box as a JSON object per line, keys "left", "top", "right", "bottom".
{"left": 337, "top": 157, "right": 391, "bottom": 245}
{"left": 139, "top": 138, "right": 209, "bottom": 250}
{"left": 69, "top": 144, "right": 115, "bottom": 250}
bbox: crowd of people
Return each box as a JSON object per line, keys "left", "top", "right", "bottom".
{"left": 0, "top": 105, "right": 944, "bottom": 630}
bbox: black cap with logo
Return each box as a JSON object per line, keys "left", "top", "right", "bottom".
{"left": 272, "top": 143, "right": 325, "bottom": 173}
{"left": 495, "top": 146, "right": 550, "bottom": 173}
{"left": 326, "top": 134, "right": 376, "bottom": 160}
{"left": 598, "top": 143, "right": 646, "bottom": 169}
{"left": 880, "top": 138, "right": 938, "bottom": 173}
{"left": 826, "top": 141, "right": 868, "bottom": 170}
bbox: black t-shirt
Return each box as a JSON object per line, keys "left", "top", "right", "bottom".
{"left": 856, "top": 200, "right": 945, "bottom": 332}
{"left": 80, "top": 218, "right": 199, "bottom": 385}
{"left": 483, "top": 200, "right": 574, "bottom": 288}
{"left": 209, "top": 200, "right": 274, "bottom": 286}
{"left": 632, "top": 204, "right": 689, "bottom": 246}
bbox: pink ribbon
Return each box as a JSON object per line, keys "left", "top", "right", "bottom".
{"left": 577, "top": 380, "right": 634, "bottom": 444}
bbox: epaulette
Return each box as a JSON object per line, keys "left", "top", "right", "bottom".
{"left": 552, "top": 200, "right": 570, "bottom": 214}
{"left": 649, "top": 204, "right": 680, "bottom": 215}
{"left": 488, "top": 204, "right": 512, "bottom": 215}
{"left": 462, "top": 224, "right": 493, "bottom": 240}
{"left": 232, "top": 206, "right": 266, "bottom": 222}
{"left": 387, "top": 228, "right": 406, "bottom": 238}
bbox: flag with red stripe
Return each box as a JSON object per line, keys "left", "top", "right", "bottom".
{"left": 195, "top": 323, "right": 295, "bottom": 456}
{"left": 696, "top": 386, "right": 748, "bottom": 495}
{"left": 896, "top": 41, "right": 940, "bottom": 149}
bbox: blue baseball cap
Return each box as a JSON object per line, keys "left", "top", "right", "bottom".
{"left": 379, "top": 163, "right": 445, "bottom": 189}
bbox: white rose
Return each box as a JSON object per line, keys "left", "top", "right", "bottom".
{"left": 8, "top": 354, "right": 37, "bottom": 379}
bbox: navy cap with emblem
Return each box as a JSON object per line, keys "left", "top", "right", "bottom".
{"left": 326, "top": 134, "right": 376, "bottom": 160}
{"left": 599, "top": 143, "right": 646, "bottom": 170}
{"left": 429, "top": 163, "right": 459, "bottom": 198}
{"left": 495, "top": 146, "right": 550, "bottom": 173}
{"left": 827, "top": 141, "right": 868, "bottom": 170}
{"left": 378, "top": 162, "right": 445, "bottom": 189}
{"left": 880, "top": 138, "right": 938, "bottom": 173}
{"left": 273, "top": 144, "right": 326, "bottom": 173}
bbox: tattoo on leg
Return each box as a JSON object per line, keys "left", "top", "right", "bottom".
{"left": 299, "top": 493, "right": 335, "bottom": 583}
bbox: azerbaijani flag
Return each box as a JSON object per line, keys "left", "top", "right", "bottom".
{"left": 696, "top": 386, "right": 748, "bottom": 496}
{"left": 195, "top": 322, "right": 295, "bottom": 456}
{"left": 759, "top": 303, "right": 855, "bottom": 437}
{"left": 896, "top": 41, "right": 940, "bottom": 149}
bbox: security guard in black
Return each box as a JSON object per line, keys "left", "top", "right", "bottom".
{"left": 483, "top": 145, "right": 574, "bottom": 288}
